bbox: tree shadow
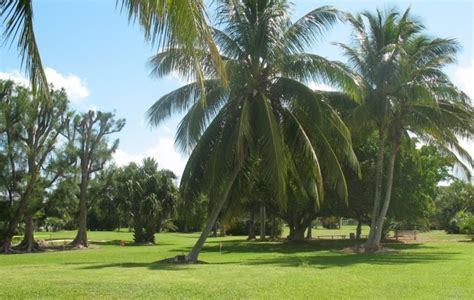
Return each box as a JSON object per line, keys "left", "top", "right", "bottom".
{"left": 75, "top": 261, "right": 200, "bottom": 271}
{"left": 243, "top": 250, "right": 460, "bottom": 268}
{"left": 173, "top": 239, "right": 424, "bottom": 255}
{"left": 90, "top": 240, "right": 174, "bottom": 246}
{"left": 68, "top": 239, "right": 460, "bottom": 271}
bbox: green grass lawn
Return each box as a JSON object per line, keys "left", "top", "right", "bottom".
{"left": 1, "top": 227, "right": 472, "bottom": 299}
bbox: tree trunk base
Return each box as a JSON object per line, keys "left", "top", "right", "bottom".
{"left": 14, "top": 240, "right": 41, "bottom": 253}
{"left": 157, "top": 255, "right": 207, "bottom": 264}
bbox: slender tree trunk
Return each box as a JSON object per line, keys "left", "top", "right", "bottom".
{"left": 259, "top": 204, "right": 266, "bottom": 241}
{"left": 271, "top": 215, "right": 277, "bottom": 240}
{"left": 356, "top": 218, "right": 362, "bottom": 239}
{"left": 373, "top": 144, "right": 399, "bottom": 247}
{"left": 71, "top": 166, "right": 89, "bottom": 247}
{"left": 219, "top": 221, "right": 226, "bottom": 237}
{"left": 248, "top": 213, "right": 256, "bottom": 240}
{"left": 186, "top": 167, "right": 241, "bottom": 262}
{"left": 306, "top": 220, "right": 313, "bottom": 239}
{"left": 212, "top": 224, "right": 217, "bottom": 237}
{"left": 366, "top": 128, "right": 386, "bottom": 251}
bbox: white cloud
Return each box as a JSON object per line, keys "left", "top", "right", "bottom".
{"left": 113, "top": 149, "right": 144, "bottom": 167}
{"left": 0, "top": 70, "right": 29, "bottom": 86}
{"left": 454, "top": 60, "right": 474, "bottom": 99}
{"left": 0, "top": 68, "right": 90, "bottom": 103}
{"left": 44, "top": 67, "right": 90, "bottom": 103}
{"left": 113, "top": 137, "right": 188, "bottom": 178}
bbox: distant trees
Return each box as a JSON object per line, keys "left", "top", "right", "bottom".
{"left": 433, "top": 181, "right": 474, "bottom": 234}
{"left": 0, "top": 80, "right": 124, "bottom": 252}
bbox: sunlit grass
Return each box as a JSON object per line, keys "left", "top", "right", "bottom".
{"left": 1, "top": 227, "right": 472, "bottom": 299}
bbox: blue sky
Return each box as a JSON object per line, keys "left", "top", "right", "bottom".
{"left": 1, "top": 0, "right": 473, "bottom": 177}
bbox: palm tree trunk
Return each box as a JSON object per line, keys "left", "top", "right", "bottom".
{"left": 366, "top": 128, "right": 386, "bottom": 250}
{"left": 259, "top": 204, "right": 266, "bottom": 241}
{"left": 186, "top": 167, "right": 241, "bottom": 262}
{"left": 373, "top": 144, "right": 399, "bottom": 247}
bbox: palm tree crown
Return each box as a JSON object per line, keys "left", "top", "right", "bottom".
{"left": 148, "top": 0, "right": 360, "bottom": 209}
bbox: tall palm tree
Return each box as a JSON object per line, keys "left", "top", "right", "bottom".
{"left": 147, "top": 0, "right": 360, "bottom": 262}
{"left": 338, "top": 8, "right": 474, "bottom": 250}
{"left": 1, "top": 0, "right": 223, "bottom": 97}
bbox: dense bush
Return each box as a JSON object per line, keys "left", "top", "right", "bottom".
{"left": 226, "top": 219, "right": 283, "bottom": 236}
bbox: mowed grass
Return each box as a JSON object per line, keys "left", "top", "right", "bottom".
{"left": 0, "top": 226, "right": 472, "bottom": 299}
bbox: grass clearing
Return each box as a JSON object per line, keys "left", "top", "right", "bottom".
{"left": 1, "top": 227, "right": 472, "bottom": 299}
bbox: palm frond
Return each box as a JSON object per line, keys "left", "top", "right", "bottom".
{"left": 1, "top": 0, "right": 49, "bottom": 97}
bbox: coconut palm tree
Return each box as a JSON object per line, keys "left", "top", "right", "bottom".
{"left": 338, "top": 8, "right": 474, "bottom": 250}
{"left": 147, "top": 0, "right": 361, "bottom": 262}
{"left": 1, "top": 0, "right": 223, "bottom": 97}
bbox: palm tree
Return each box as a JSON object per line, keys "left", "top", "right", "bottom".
{"left": 338, "top": 8, "right": 474, "bottom": 250}
{"left": 1, "top": 0, "right": 223, "bottom": 97}
{"left": 1, "top": 0, "right": 48, "bottom": 97}
{"left": 147, "top": 0, "right": 360, "bottom": 262}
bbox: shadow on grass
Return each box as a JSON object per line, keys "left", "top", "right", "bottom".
{"left": 243, "top": 250, "right": 459, "bottom": 269}
{"left": 77, "top": 262, "right": 198, "bottom": 271}
{"left": 90, "top": 240, "right": 174, "bottom": 246}
{"left": 172, "top": 239, "right": 428, "bottom": 255}
{"left": 72, "top": 239, "right": 460, "bottom": 271}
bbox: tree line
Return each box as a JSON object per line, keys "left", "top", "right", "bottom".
{"left": 1, "top": 1, "right": 473, "bottom": 261}
{"left": 0, "top": 81, "right": 125, "bottom": 252}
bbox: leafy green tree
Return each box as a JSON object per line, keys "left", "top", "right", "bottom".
{"left": 174, "top": 193, "right": 208, "bottom": 233}
{"left": 88, "top": 165, "right": 121, "bottom": 231}
{"left": 434, "top": 181, "right": 474, "bottom": 233}
{"left": 338, "top": 8, "right": 474, "bottom": 250}
{"left": 0, "top": 80, "right": 69, "bottom": 252}
{"left": 147, "top": 1, "right": 360, "bottom": 262}
{"left": 67, "top": 111, "right": 125, "bottom": 247}
{"left": 453, "top": 210, "right": 474, "bottom": 235}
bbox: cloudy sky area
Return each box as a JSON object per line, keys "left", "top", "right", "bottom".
{"left": 0, "top": 0, "right": 472, "bottom": 178}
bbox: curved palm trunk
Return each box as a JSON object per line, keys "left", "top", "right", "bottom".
{"left": 186, "top": 167, "right": 241, "bottom": 262}
{"left": 373, "top": 144, "right": 400, "bottom": 247}
{"left": 366, "top": 128, "right": 386, "bottom": 251}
